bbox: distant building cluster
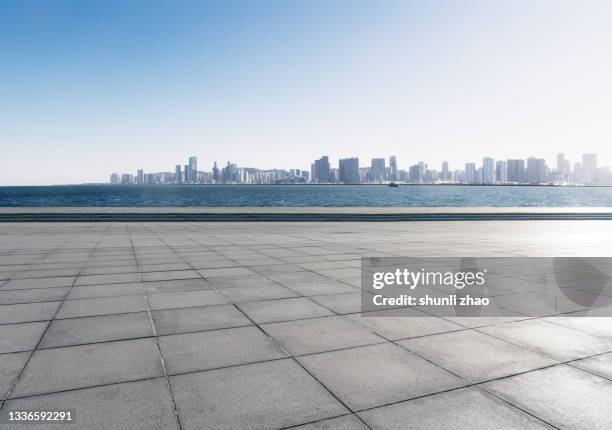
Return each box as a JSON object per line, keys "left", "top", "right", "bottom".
{"left": 110, "top": 153, "right": 611, "bottom": 185}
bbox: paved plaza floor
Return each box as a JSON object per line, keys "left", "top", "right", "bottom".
{"left": 1, "top": 221, "right": 612, "bottom": 429}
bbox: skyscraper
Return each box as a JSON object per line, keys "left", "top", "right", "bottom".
{"left": 371, "top": 158, "right": 386, "bottom": 182}
{"left": 582, "top": 153, "right": 597, "bottom": 183}
{"left": 338, "top": 158, "right": 360, "bottom": 184}
{"left": 465, "top": 163, "right": 476, "bottom": 184}
{"left": 136, "top": 169, "right": 144, "bottom": 185}
{"left": 408, "top": 164, "right": 423, "bottom": 183}
{"left": 175, "top": 165, "right": 182, "bottom": 184}
{"left": 389, "top": 156, "right": 398, "bottom": 182}
{"left": 441, "top": 161, "right": 450, "bottom": 181}
{"left": 312, "top": 156, "right": 331, "bottom": 183}
{"left": 188, "top": 156, "right": 198, "bottom": 183}
{"left": 482, "top": 157, "right": 495, "bottom": 184}
{"left": 526, "top": 157, "right": 547, "bottom": 184}
{"left": 507, "top": 159, "right": 526, "bottom": 183}
{"left": 212, "top": 161, "right": 219, "bottom": 183}
{"left": 183, "top": 164, "right": 189, "bottom": 183}
{"left": 110, "top": 173, "right": 119, "bottom": 184}
{"left": 495, "top": 160, "right": 507, "bottom": 183}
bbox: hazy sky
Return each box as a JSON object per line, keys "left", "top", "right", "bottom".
{"left": 1, "top": 0, "right": 612, "bottom": 185}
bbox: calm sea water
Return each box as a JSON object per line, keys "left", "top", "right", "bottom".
{"left": 1, "top": 185, "right": 612, "bottom": 207}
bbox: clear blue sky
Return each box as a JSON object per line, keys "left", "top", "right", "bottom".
{"left": 1, "top": 0, "right": 611, "bottom": 185}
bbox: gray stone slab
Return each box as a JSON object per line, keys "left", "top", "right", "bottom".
{"left": 147, "top": 290, "right": 229, "bottom": 310}
{"left": 0, "top": 321, "right": 48, "bottom": 353}
{"left": 297, "top": 343, "right": 465, "bottom": 410}
{"left": 348, "top": 310, "right": 464, "bottom": 340}
{"left": 291, "top": 415, "right": 369, "bottom": 430}
{"left": 0, "top": 352, "right": 29, "bottom": 399}
{"left": 479, "top": 319, "right": 612, "bottom": 361}
{"left": 0, "top": 378, "right": 180, "bottom": 430}
{"left": 79, "top": 265, "right": 138, "bottom": 275}
{"left": 0, "top": 302, "right": 61, "bottom": 324}
{"left": 1, "top": 277, "right": 75, "bottom": 290}
{"left": 359, "top": 387, "right": 551, "bottom": 429}
{"left": 159, "top": 326, "right": 287, "bottom": 374}
{"left": 262, "top": 316, "right": 384, "bottom": 356}
{"left": 570, "top": 352, "right": 612, "bottom": 379}
{"left": 198, "top": 267, "right": 255, "bottom": 278}
{"left": 67, "top": 282, "right": 145, "bottom": 300}
{"left": 0, "top": 287, "right": 69, "bottom": 305}
{"left": 169, "top": 359, "right": 347, "bottom": 430}
{"left": 239, "top": 297, "right": 334, "bottom": 324}
{"left": 543, "top": 316, "right": 612, "bottom": 339}
{"left": 140, "top": 270, "right": 201, "bottom": 282}
{"left": 39, "top": 312, "right": 153, "bottom": 348}
{"left": 311, "top": 292, "right": 362, "bottom": 314}
{"left": 56, "top": 296, "right": 147, "bottom": 319}
{"left": 219, "top": 284, "right": 299, "bottom": 303}
{"left": 142, "top": 278, "right": 214, "bottom": 293}
{"left": 399, "top": 330, "right": 556, "bottom": 383}
{"left": 152, "top": 304, "right": 251, "bottom": 336}
{"left": 482, "top": 365, "right": 612, "bottom": 430}
{"left": 75, "top": 273, "right": 141, "bottom": 286}
{"left": 10, "top": 338, "right": 164, "bottom": 398}
{"left": 286, "top": 280, "right": 357, "bottom": 296}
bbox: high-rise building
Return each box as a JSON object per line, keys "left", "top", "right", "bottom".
{"left": 389, "top": 156, "right": 398, "bottom": 182}
{"left": 495, "top": 160, "right": 507, "bottom": 183}
{"left": 526, "top": 157, "right": 547, "bottom": 184}
{"left": 482, "top": 158, "right": 495, "bottom": 184}
{"left": 121, "top": 174, "right": 133, "bottom": 184}
{"left": 312, "top": 156, "right": 331, "bottom": 183}
{"left": 507, "top": 159, "right": 526, "bottom": 183}
{"left": 338, "top": 158, "right": 360, "bottom": 184}
{"left": 582, "top": 153, "right": 597, "bottom": 183}
{"left": 136, "top": 169, "right": 144, "bottom": 185}
{"left": 188, "top": 156, "right": 198, "bottom": 183}
{"left": 371, "top": 158, "right": 386, "bottom": 182}
{"left": 464, "top": 163, "right": 476, "bottom": 184}
{"left": 441, "top": 161, "right": 450, "bottom": 181}
{"left": 212, "top": 162, "right": 219, "bottom": 183}
{"left": 110, "top": 173, "right": 119, "bottom": 184}
{"left": 175, "top": 165, "right": 182, "bottom": 184}
{"left": 183, "top": 165, "right": 189, "bottom": 183}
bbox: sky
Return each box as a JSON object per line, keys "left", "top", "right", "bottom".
{"left": 1, "top": 0, "right": 612, "bottom": 185}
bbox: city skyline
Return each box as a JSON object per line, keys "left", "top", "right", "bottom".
{"left": 109, "top": 151, "right": 610, "bottom": 186}
{"left": 2, "top": 1, "right": 612, "bottom": 185}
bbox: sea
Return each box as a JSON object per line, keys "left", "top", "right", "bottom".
{"left": 1, "top": 184, "right": 612, "bottom": 207}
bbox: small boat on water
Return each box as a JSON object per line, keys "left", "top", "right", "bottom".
{"left": 388, "top": 182, "right": 400, "bottom": 187}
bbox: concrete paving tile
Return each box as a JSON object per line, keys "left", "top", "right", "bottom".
{"left": 152, "top": 304, "right": 251, "bottom": 335}
{"left": 399, "top": 330, "right": 556, "bottom": 383}
{"left": 170, "top": 359, "right": 347, "bottom": 430}
{"left": 159, "top": 326, "right": 287, "bottom": 374}
{"left": 0, "top": 378, "right": 180, "bottom": 430}
{"left": 209, "top": 275, "right": 278, "bottom": 289}
{"left": 239, "top": 297, "right": 334, "bottom": 324}
{"left": 291, "top": 414, "right": 369, "bottom": 430}
{"left": 310, "top": 292, "right": 362, "bottom": 314}
{"left": 0, "top": 352, "right": 30, "bottom": 399}
{"left": 147, "top": 290, "right": 229, "bottom": 311}
{"left": 10, "top": 338, "right": 164, "bottom": 397}
{"left": 67, "top": 282, "right": 145, "bottom": 300}
{"left": 75, "top": 273, "right": 141, "bottom": 286}
{"left": 139, "top": 262, "right": 191, "bottom": 272}
{"left": 1, "top": 277, "right": 75, "bottom": 290}
{"left": 198, "top": 267, "right": 255, "bottom": 278}
{"left": 79, "top": 265, "right": 138, "bottom": 275}
{"left": 56, "top": 296, "right": 147, "bottom": 319}
{"left": 479, "top": 319, "right": 612, "bottom": 361}
{"left": 348, "top": 310, "right": 464, "bottom": 340}
{"left": 0, "top": 302, "right": 61, "bottom": 324}
{"left": 11, "top": 269, "right": 81, "bottom": 279}
{"left": 140, "top": 270, "right": 200, "bottom": 282}
{"left": 263, "top": 316, "right": 384, "bottom": 356}
{"left": 142, "top": 278, "right": 214, "bottom": 293}
{"left": 0, "top": 287, "right": 69, "bottom": 305}
{"left": 297, "top": 343, "right": 466, "bottom": 410}
{"left": 287, "top": 280, "right": 357, "bottom": 296}
{"left": 359, "top": 387, "right": 552, "bottom": 429}
{"left": 543, "top": 316, "right": 612, "bottom": 339}
{"left": 570, "top": 352, "right": 612, "bottom": 380}
{"left": 219, "top": 284, "right": 299, "bottom": 303}
{"left": 0, "top": 321, "right": 48, "bottom": 353}
{"left": 482, "top": 365, "right": 612, "bottom": 430}
{"left": 40, "top": 312, "right": 153, "bottom": 348}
